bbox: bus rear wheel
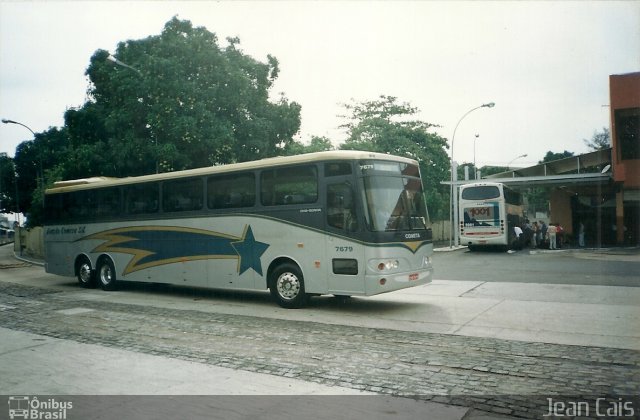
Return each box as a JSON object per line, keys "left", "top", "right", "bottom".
{"left": 97, "top": 258, "right": 118, "bottom": 291}
{"left": 269, "top": 263, "right": 308, "bottom": 309}
{"left": 76, "top": 257, "right": 95, "bottom": 288}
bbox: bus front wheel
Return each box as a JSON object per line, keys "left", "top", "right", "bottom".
{"left": 97, "top": 258, "right": 118, "bottom": 291}
{"left": 269, "top": 263, "right": 308, "bottom": 309}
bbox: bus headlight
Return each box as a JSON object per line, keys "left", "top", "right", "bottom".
{"left": 423, "top": 256, "right": 433, "bottom": 268}
{"left": 377, "top": 260, "right": 399, "bottom": 271}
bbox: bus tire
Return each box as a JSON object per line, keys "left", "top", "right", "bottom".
{"left": 97, "top": 257, "right": 118, "bottom": 291}
{"left": 269, "top": 263, "right": 308, "bottom": 309}
{"left": 76, "top": 257, "right": 96, "bottom": 288}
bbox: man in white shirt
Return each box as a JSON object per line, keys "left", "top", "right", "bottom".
{"left": 513, "top": 226, "right": 524, "bottom": 250}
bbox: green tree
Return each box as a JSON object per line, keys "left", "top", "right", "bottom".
{"left": 584, "top": 127, "right": 611, "bottom": 151}
{"left": 0, "top": 153, "right": 17, "bottom": 214}
{"left": 478, "top": 165, "right": 509, "bottom": 177}
{"left": 13, "top": 127, "right": 69, "bottom": 226}
{"left": 339, "top": 95, "right": 450, "bottom": 219}
{"left": 14, "top": 18, "right": 303, "bottom": 226}
{"left": 81, "top": 17, "right": 301, "bottom": 176}
{"left": 284, "top": 136, "right": 334, "bottom": 155}
{"left": 539, "top": 150, "right": 574, "bottom": 164}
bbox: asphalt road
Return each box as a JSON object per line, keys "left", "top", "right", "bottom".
{"left": 432, "top": 246, "right": 640, "bottom": 287}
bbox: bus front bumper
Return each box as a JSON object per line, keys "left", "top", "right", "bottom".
{"left": 364, "top": 267, "right": 433, "bottom": 296}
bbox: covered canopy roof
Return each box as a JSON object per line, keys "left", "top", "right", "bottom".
{"left": 444, "top": 148, "right": 613, "bottom": 188}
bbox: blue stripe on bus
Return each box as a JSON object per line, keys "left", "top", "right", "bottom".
{"left": 85, "top": 225, "right": 269, "bottom": 276}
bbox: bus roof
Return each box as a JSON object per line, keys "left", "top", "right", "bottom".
{"left": 460, "top": 182, "right": 504, "bottom": 188}
{"left": 46, "top": 150, "right": 418, "bottom": 194}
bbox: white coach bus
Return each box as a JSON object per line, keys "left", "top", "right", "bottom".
{"left": 43, "top": 151, "right": 434, "bottom": 308}
{"left": 459, "top": 181, "right": 524, "bottom": 251}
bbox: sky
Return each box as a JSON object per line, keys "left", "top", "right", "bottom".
{"left": 1, "top": 1, "right": 639, "bottom": 169}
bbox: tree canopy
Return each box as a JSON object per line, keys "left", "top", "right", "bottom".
{"left": 0, "top": 153, "right": 17, "bottom": 214}
{"left": 539, "top": 150, "right": 575, "bottom": 164}
{"left": 339, "top": 95, "right": 450, "bottom": 219}
{"left": 82, "top": 17, "right": 301, "bottom": 175}
{"left": 584, "top": 127, "right": 611, "bottom": 151}
{"left": 13, "top": 18, "right": 302, "bottom": 226}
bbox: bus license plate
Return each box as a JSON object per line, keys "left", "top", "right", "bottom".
{"left": 409, "top": 273, "right": 419, "bottom": 281}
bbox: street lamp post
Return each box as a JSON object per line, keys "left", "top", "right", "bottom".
{"left": 2, "top": 117, "right": 43, "bottom": 186}
{"left": 449, "top": 102, "right": 495, "bottom": 248}
{"left": 105, "top": 54, "right": 158, "bottom": 173}
{"left": 473, "top": 133, "right": 479, "bottom": 180}
{"left": 507, "top": 154, "right": 528, "bottom": 170}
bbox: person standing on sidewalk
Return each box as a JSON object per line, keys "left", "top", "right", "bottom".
{"left": 539, "top": 220, "right": 548, "bottom": 248}
{"left": 532, "top": 221, "right": 539, "bottom": 248}
{"left": 548, "top": 223, "right": 557, "bottom": 250}
{"left": 578, "top": 221, "right": 585, "bottom": 247}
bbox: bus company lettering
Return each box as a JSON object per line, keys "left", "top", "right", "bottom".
{"left": 467, "top": 207, "right": 494, "bottom": 218}
{"left": 404, "top": 233, "right": 421, "bottom": 239}
{"left": 45, "top": 226, "right": 85, "bottom": 236}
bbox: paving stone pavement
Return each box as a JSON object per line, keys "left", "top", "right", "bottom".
{"left": 1, "top": 281, "right": 639, "bottom": 419}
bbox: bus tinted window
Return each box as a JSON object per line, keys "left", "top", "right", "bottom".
{"left": 44, "top": 194, "right": 62, "bottom": 223}
{"left": 261, "top": 165, "right": 318, "bottom": 206}
{"left": 325, "top": 162, "right": 352, "bottom": 177}
{"left": 96, "top": 187, "right": 121, "bottom": 217}
{"left": 327, "top": 182, "right": 357, "bottom": 230}
{"left": 504, "top": 188, "right": 522, "bottom": 205}
{"left": 125, "top": 183, "right": 159, "bottom": 215}
{"left": 461, "top": 186, "right": 500, "bottom": 200}
{"left": 163, "top": 178, "right": 203, "bottom": 212}
{"left": 66, "top": 190, "right": 94, "bottom": 219}
{"left": 208, "top": 173, "right": 256, "bottom": 209}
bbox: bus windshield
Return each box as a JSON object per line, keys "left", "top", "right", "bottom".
{"left": 363, "top": 175, "right": 427, "bottom": 232}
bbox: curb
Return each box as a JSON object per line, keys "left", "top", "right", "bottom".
{"left": 434, "top": 246, "right": 468, "bottom": 252}
{"left": 13, "top": 252, "right": 45, "bottom": 267}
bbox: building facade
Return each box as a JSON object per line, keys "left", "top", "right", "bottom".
{"left": 610, "top": 72, "right": 640, "bottom": 245}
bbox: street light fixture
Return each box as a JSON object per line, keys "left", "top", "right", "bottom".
{"left": 105, "top": 54, "right": 159, "bottom": 173}
{"left": 1, "top": 118, "right": 39, "bottom": 215}
{"left": 2, "top": 119, "right": 35, "bottom": 136}
{"left": 106, "top": 54, "right": 142, "bottom": 76}
{"left": 473, "top": 133, "right": 479, "bottom": 180}
{"left": 449, "top": 102, "right": 495, "bottom": 248}
{"left": 507, "top": 153, "right": 528, "bottom": 170}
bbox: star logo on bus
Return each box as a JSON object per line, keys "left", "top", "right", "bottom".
{"left": 231, "top": 225, "right": 270, "bottom": 276}
{"left": 85, "top": 224, "right": 269, "bottom": 276}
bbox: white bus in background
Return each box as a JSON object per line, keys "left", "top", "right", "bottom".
{"left": 43, "top": 151, "right": 434, "bottom": 308}
{"left": 459, "top": 182, "right": 524, "bottom": 251}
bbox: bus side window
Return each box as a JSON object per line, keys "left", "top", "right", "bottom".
{"left": 261, "top": 165, "right": 318, "bottom": 207}
{"left": 163, "top": 178, "right": 203, "bottom": 212}
{"left": 97, "top": 187, "right": 121, "bottom": 216}
{"left": 126, "top": 183, "right": 159, "bottom": 215}
{"left": 327, "top": 183, "right": 358, "bottom": 231}
{"left": 207, "top": 173, "right": 255, "bottom": 209}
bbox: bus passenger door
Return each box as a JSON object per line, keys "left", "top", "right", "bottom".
{"left": 326, "top": 182, "right": 365, "bottom": 295}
